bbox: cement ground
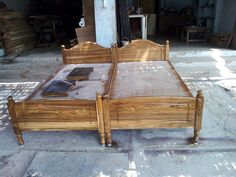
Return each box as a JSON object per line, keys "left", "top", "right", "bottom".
{"left": 0, "top": 40, "right": 236, "bottom": 177}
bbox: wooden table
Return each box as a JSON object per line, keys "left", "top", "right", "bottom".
{"left": 182, "top": 26, "right": 208, "bottom": 44}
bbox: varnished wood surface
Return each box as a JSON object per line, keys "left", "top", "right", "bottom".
{"left": 110, "top": 61, "right": 192, "bottom": 99}
{"left": 116, "top": 40, "right": 169, "bottom": 62}
{"left": 62, "top": 40, "right": 169, "bottom": 64}
{"left": 14, "top": 100, "right": 97, "bottom": 123}
{"left": 62, "top": 41, "right": 112, "bottom": 64}
{"left": 108, "top": 97, "right": 196, "bottom": 125}
{"left": 7, "top": 39, "right": 205, "bottom": 146}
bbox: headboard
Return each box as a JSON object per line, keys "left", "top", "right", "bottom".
{"left": 116, "top": 40, "right": 169, "bottom": 62}
{"left": 61, "top": 40, "right": 169, "bottom": 64}
{"left": 61, "top": 41, "right": 112, "bottom": 64}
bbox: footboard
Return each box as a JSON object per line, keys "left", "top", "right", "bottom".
{"left": 103, "top": 92, "right": 204, "bottom": 145}
{"left": 7, "top": 96, "right": 105, "bottom": 145}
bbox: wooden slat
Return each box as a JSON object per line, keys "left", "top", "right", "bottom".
{"left": 19, "top": 122, "right": 98, "bottom": 131}
{"left": 14, "top": 100, "right": 97, "bottom": 122}
{"left": 108, "top": 98, "right": 195, "bottom": 125}
{"left": 110, "top": 120, "right": 192, "bottom": 129}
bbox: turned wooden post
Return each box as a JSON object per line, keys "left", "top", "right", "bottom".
{"left": 103, "top": 95, "right": 112, "bottom": 146}
{"left": 111, "top": 43, "right": 118, "bottom": 63}
{"left": 193, "top": 90, "right": 204, "bottom": 145}
{"left": 165, "top": 40, "right": 169, "bottom": 60}
{"left": 7, "top": 96, "right": 24, "bottom": 145}
{"left": 61, "top": 45, "right": 67, "bottom": 64}
{"left": 96, "top": 93, "right": 105, "bottom": 146}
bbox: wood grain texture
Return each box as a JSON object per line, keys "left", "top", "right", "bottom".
{"left": 7, "top": 63, "right": 113, "bottom": 145}
{"left": 103, "top": 61, "right": 204, "bottom": 145}
{"left": 193, "top": 90, "right": 204, "bottom": 144}
{"left": 116, "top": 40, "right": 169, "bottom": 62}
{"left": 61, "top": 41, "right": 112, "bottom": 64}
{"left": 7, "top": 40, "right": 205, "bottom": 146}
{"left": 96, "top": 94, "right": 105, "bottom": 146}
{"left": 110, "top": 61, "right": 192, "bottom": 99}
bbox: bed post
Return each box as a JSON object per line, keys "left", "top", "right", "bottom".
{"left": 111, "top": 43, "right": 118, "bottom": 63}
{"left": 96, "top": 93, "right": 106, "bottom": 146}
{"left": 7, "top": 96, "right": 24, "bottom": 145}
{"left": 61, "top": 45, "right": 67, "bottom": 64}
{"left": 165, "top": 40, "right": 169, "bottom": 60}
{"left": 103, "top": 95, "right": 112, "bottom": 146}
{"left": 193, "top": 90, "right": 204, "bottom": 145}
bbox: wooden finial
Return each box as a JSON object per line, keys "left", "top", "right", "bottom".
{"left": 111, "top": 43, "right": 117, "bottom": 48}
{"left": 8, "top": 96, "right": 13, "bottom": 102}
{"left": 197, "top": 90, "right": 203, "bottom": 98}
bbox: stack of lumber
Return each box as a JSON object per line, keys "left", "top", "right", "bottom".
{"left": 208, "top": 33, "right": 232, "bottom": 48}
{"left": 0, "top": 9, "right": 36, "bottom": 55}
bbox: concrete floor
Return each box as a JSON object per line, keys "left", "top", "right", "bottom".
{"left": 0, "top": 41, "right": 236, "bottom": 177}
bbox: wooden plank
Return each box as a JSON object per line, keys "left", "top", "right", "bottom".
{"left": 109, "top": 61, "right": 193, "bottom": 99}
{"left": 110, "top": 120, "right": 192, "bottom": 129}
{"left": 66, "top": 67, "right": 94, "bottom": 81}
{"left": 117, "top": 40, "right": 169, "bottom": 62}
{"left": 41, "top": 80, "right": 74, "bottom": 97}
{"left": 19, "top": 122, "right": 98, "bottom": 131}
{"left": 62, "top": 42, "right": 111, "bottom": 64}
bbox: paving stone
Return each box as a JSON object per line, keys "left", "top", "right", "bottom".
{"left": 0, "top": 150, "right": 36, "bottom": 177}
{"left": 133, "top": 150, "right": 236, "bottom": 177}
{"left": 23, "top": 151, "right": 129, "bottom": 177}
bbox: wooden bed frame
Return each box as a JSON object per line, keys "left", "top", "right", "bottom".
{"left": 8, "top": 40, "right": 204, "bottom": 146}
{"left": 7, "top": 63, "right": 114, "bottom": 146}
{"left": 102, "top": 61, "right": 204, "bottom": 146}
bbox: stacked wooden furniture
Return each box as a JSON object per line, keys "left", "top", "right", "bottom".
{"left": 209, "top": 33, "right": 232, "bottom": 48}
{"left": 0, "top": 9, "right": 36, "bottom": 55}
{"left": 8, "top": 40, "right": 204, "bottom": 146}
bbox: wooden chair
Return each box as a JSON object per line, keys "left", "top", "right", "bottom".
{"left": 115, "top": 39, "right": 169, "bottom": 62}
{"left": 61, "top": 41, "right": 113, "bottom": 64}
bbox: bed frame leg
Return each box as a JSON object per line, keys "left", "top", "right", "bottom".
{"left": 96, "top": 94, "right": 106, "bottom": 146}
{"left": 106, "top": 133, "right": 112, "bottom": 147}
{"left": 103, "top": 95, "right": 112, "bottom": 147}
{"left": 100, "top": 133, "right": 106, "bottom": 147}
{"left": 192, "top": 131, "right": 199, "bottom": 145}
{"left": 7, "top": 96, "right": 24, "bottom": 145}
{"left": 192, "top": 90, "right": 204, "bottom": 145}
{"left": 14, "top": 128, "right": 24, "bottom": 145}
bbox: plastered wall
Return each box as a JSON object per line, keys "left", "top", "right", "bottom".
{"left": 94, "top": 0, "right": 117, "bottom": 47}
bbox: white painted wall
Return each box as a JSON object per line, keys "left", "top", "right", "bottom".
{"left": 94, "top": 0, "right": 117, "bottom": 48}
{"left": 2, "top": 0, "right": 29, "bottom": 15}
{"left": 214, "top": 0, "right": 236, "bottom": 33}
